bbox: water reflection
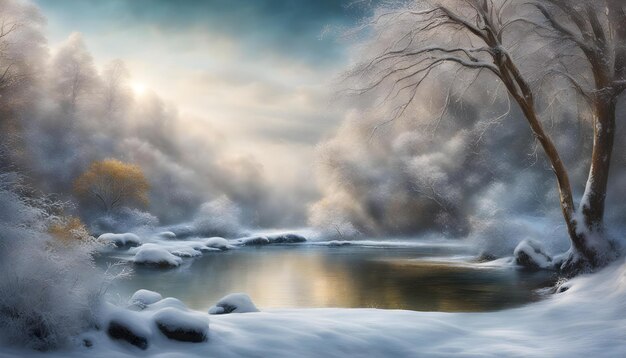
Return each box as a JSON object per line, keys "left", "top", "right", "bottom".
{"left": 103, "top": 245, "right": 556, "bottom": 313}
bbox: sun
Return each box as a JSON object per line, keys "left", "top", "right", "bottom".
{"left": 131, "top": 81, "right": 146, "bottom": 95}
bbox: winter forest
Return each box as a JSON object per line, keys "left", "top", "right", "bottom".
{"left": 1, "top": 0, "right": 625, "bottom": 356}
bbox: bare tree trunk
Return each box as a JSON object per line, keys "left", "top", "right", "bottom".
{"left": 583, "top": 98, "right": 615, "bottom": 224}
{"left": 495, "top": 52, "right": 613, "bottom": 272}
{"left": 572, "top": 95, "right": 617, "bottom": 266}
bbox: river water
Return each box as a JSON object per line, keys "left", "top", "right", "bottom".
{"left": 101, "top": 241, "right": 557, "bottom": 313}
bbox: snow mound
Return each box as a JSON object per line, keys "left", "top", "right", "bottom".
{"left": 235, "top": 236, "right": 271, "bottom": 246}
{"left": 149, "top": 297, "right": 189, "bottom": 311}
{"left": 153, "top": 307, "right": 208, "bottom": 343}
{"left": 209, "top": 293, "right": 259, "bottom": 315}
{"left": 156, "top": 231, "right": 177, "bottom": 239}
{"left": 133, "top": 244, "right": 183, "bottom": 267}
{"left": 98, "top": 233, "right": 142, "bottom": 247}
{"left": 514, "top": 239, "right": 554, "bottom": 270}
{"left": 169, "top": 246, "right": 203, "bottom": 258}
{"left": 103, "top": 296, "right": 210, "bottom": 350}
{"left": 106, "top": 309, "right": 152, "bottom": 350}
{"left": 233, "top": 233, "right": 307, "bottom": 246}
{"left": 130, "top": 289, "right": 163, "bottom": 308}
{"left": 266, "top": 233, "right": 306, "bottom": 244}
{"left": 204, "top": 237, "right": 235, "bottom": 250}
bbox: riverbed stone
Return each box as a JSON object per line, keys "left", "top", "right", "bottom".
{"left": 107, "top": 320, "right": 149, "bottom": 350}
{"left": 514, "top": 239, "right": 553, "bottom": 270}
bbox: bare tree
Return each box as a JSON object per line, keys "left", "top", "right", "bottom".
{"left": 352, "top": 0, "right": 625, "bottom": 273}
{"left": 529, "top": 0, "right": 625, "bottom": 270}
{"left": 50, "top": 33, "right": 98, "bottom": 116}
{"left": 101, "top": 59, "right": 130, "bottom": 121}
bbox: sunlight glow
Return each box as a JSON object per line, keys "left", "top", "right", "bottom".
{"left": 131, "top": 81, "right": 147, "bottom": 95}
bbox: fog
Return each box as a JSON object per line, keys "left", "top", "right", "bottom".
{"left": 310, "top": 1, "right": 626, "bottom": 255}
{"left": 1, "top": 8, "right": 311, "bottom": 232}
{"left": 1, "top": 0, "right": 625, "bottom": 353}
{"left": 0, "top": 0, "right": 624, "bottom": 254}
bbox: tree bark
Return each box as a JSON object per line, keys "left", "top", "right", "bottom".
{"left": 571, "top": 94, "right": 616, "bottom": 266}
{"left": 582, "top": 97, "right": 616, "bottom": 223}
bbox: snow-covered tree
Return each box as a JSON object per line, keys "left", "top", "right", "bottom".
{"left": 348, "top": 0, "right": 625, "bottom": 273}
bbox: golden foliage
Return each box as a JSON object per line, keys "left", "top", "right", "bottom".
{"left": 48, "top": 216, "right": 91, "bottom": 243}
{"left": 73, "top": 159, "right": 150, "bottom": 211}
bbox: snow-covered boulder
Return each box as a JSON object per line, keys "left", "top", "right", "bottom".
{"left": 514, "top": 239, "right": 554, "bottom": 270}
{"left": 107, "top": 311, "right": 151, "bottom": 350}
{"left": 205, "top": 237, "right": 235, "bottom": 250}
{"left": 130, "top": 289, "right": 163, "bottom": 308}
{"left": 235, "top": 233, "right": 306, "bottom": 246}
{"left": 156, "top": 231, "right": 177, "bottom": 239}
{"left": 327, "top": 240, "right": 352, "bottom": 247}
{"left": 98, "top": 233, "right": 141, "bottom": 248}
{"left": 267, "top": 233, "right": 307, "bottom": 244}
{"left": 169, "top": 246, "right": 203, "bottom": 258}
{"left": 149, "top": 297, "right": 188, "bottom": 311}
{"left": 237, "top": 236, "right": 271, "bottom": 246}
{"left": 208, "top": 293, "right": 259, "bottom": 314}
{"left": 133, "top": 245, "right": 183, "bottom": 267}
{"left": 153, "top": 307, "right": 208, "bottom": 343}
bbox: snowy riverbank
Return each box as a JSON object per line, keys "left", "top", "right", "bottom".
{"left": 2, "top": 256, "right": 625, "bottom": 357}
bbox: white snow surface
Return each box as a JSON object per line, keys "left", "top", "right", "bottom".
{"left": 208, "top": 293, "right": 259, "bottom": 314}
{"left": 98, "top": 233, "right": 142, "bottom": 246}
{"left": 153, "top": 307, "right": 208, "bottom": 333}
{"left": 204, "top": 237, "right": 236, "bottom": 250}
{"left": 156, "top": 231, "right": 176, "bottom": 239}
{"left": 132, "top": 244, "right": 183, "bottom": 267}
{"left": 130, "top": 290, "right": 163, "bottom": 307}
{"left": 513, "top": 239, "right": 554, "bottom": 269}
{"left": 3, "top": 257, "right": 626, "bottom": 357}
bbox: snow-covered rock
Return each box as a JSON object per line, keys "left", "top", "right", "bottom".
{"left": 234, "top": 233, "right": 307, "bottom": 246}
{"left": 236, "top": 236, "right": 271, "bottom": 246}
{"left": 169, "top": 246, "right": 203, "bottom": 258}
{"left": 106, "top": 310, "right": 152, "bottom": 350}
{"left": 327, "top": 240, "right": 352, "bottom": 247}
{"left": 514, "top": 239, "right": 554, "bottom": 270}
{"left": 133, "top": 244, "right": 183, "bottom": 267}
{"left": 267, "top": 233, "right": 306, "bottom": 243}
{"left": 153, "top": 307, "right": 208, "bottom": 343}
{"left": 204, "top": 237, "right": 235, "bottom": 250}
{"left": 209, "top": 293, "right": 259, "bottom": 315}
{"left": 130, "top": 289, "right": 163, "bottom": 308}
{"left": 157, "top": 231, "right": 177, "bottom": 239}
{"left": 149, "top": 297, "right": 189, "bottom": 311}
{"left": 98, "top": 233, "right": 142, "bottom": 248}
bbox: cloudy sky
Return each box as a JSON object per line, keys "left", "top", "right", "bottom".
{"left": 34, "top": 0, "right": 372, "bottom": 198}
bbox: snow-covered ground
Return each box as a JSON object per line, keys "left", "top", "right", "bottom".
{"left": 2, "top": 256, "right": 625, "bottom": 357}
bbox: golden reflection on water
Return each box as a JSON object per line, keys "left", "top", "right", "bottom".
{"left": 109, "top": 246, "right": 555, "bottom": 312}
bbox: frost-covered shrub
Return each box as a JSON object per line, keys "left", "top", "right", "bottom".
{"left": 89, "top": 207, "right": 158, "bottom": 236}
{"left": 308, "top": 196, "right": 361, "bottom": 240}
{"left": 0, "top": 173, "right": 104, "bottom": 350}
{"left": 192, "top": 196, "right": 244, "bottom": 238}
